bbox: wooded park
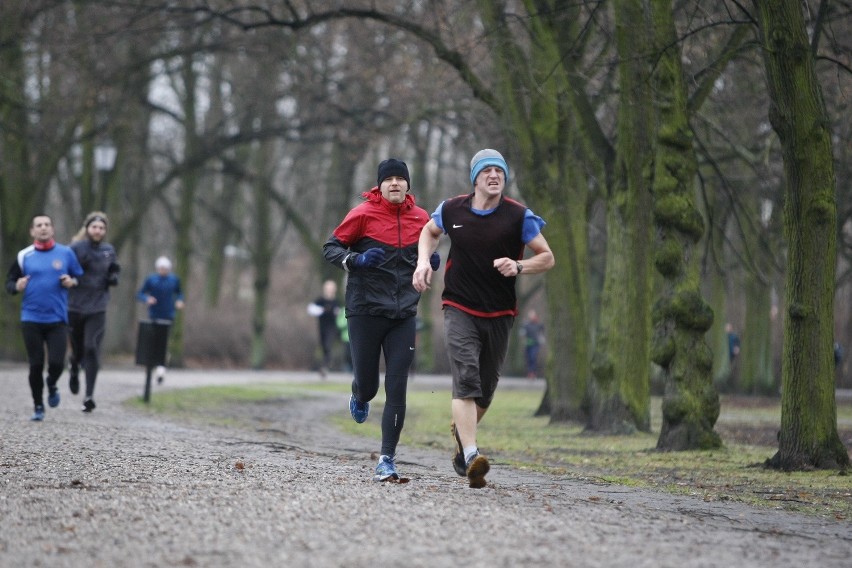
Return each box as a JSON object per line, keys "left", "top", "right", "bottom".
{"left": 0, "top": 0, "right": 849, "bottom": 470}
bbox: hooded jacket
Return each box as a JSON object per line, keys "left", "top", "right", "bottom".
{"left": 322, "top": 187, "right": 429, "bottom": 319}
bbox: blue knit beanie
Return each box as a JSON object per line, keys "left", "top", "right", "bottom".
{"left": 469, "top": 149, "right": 509, "bottom": 185}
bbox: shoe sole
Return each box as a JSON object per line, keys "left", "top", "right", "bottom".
{"left": 450, "top": 422, "right": 466, "bottom": 477}
{"left": 374, "top": 473, "right": 400, "bottom": 482}
{"left": 466, "top": 455, "right": 490, "bottom": 489}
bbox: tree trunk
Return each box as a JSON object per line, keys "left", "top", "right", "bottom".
{"left": 651, "top": 0, "right": 721, "bottom": 450}
{"left": 752, "top": 0, "right": 850, "bottom": 469}
{"left": 203, "top": 57, "right": 238, "bottom": 309}
{"left": 170, "top": 49, "right": 201, "bottom": 369}
{"left": 707, "top": 262, "right": 733, "bottom": 391}
{"left": 587, "top": 0, "right": 654, "bottom": 434}
{"left": 539, "top": 172, "right": 591, "bottom": 422}
{"left": 249, "top": 173, "right": 272, "bottom": 370}
{"left": 476, "top": 0, "right": 593, "bottom": 421}
{"left": 742, "top": 261, "right": 774, "bottom": 394}
{"left": 0, "top": 1, "right": 36, "bottom": 358}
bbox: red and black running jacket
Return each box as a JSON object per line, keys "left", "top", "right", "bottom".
{"left": 322, "top": 187, "right": 430, "bottom": 320}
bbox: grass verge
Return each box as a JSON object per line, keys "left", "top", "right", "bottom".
{"left": 126, "top": 381, "right": 851, "bottom": 521}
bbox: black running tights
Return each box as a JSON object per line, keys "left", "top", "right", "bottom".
{"left": 68, "top": 311, "right": 107, "bottom": 398}
{"left": 347, "top": 315, "right": 416, "bottom": 457}
{"left": 21, "top": 321, "right": 68, "bottom": 407}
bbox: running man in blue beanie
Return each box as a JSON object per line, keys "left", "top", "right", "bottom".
{"left": 412, "top": 149, "right": 555, "bottom": 488}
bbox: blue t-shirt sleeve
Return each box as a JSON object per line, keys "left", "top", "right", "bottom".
{"left": 431, "top": 202, "right": 446, "bottom": 233}
{"left": 521, "top": 209, "right": 546, "bottom": 244}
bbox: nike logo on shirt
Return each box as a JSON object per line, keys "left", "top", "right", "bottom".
{"left": 452, "top": 224, "right": 463, "bottom": 229}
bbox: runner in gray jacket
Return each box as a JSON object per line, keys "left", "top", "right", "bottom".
{"left": 68, "top": 211, "right": 120, "bottom": 412}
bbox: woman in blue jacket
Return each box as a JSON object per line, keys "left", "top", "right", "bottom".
{"left": 137, "top": 256, "right": 184, "bottom": 382}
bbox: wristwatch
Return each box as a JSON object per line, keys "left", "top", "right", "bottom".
{"left": 516, "top": 261, "right": 524, "bottom": 274}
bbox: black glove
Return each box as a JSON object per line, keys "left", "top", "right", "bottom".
{"left": 430, "top": 252, "right": 440, "bottom": 271}
{"left": 352, "top": 248, "right": 385, "bottom": 268}
{"left": 106, "top": 262, "right": 120, "bottom": 288}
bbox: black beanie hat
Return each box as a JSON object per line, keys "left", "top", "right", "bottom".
{"left": 377, "top": 158, "right": 411, "bottom": 188}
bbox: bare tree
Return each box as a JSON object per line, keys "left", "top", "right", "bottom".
{"left": 751, "top": 0, "right": 849, "bottom": 469}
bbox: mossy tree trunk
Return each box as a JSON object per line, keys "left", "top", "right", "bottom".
{"left": 477, "top": 0, "right": 592, "bottom": 421}
{"left": 651, "top": 0, "right": 721, "bottom": 451}
{"left": 0, "top": 2, "right": 30, "bottom": 358}
{"left": 535, "top": 154, "right": 591, "bottom": 421}
{"left": 752, "top": 0, "right": 849, "bottom": 469}
{"left": 586, "top": 0, "right": 654, "bottom": 434}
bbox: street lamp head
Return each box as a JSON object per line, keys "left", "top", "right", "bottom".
{"left": 94, "top": 142, "right": 117, "bottom": 171}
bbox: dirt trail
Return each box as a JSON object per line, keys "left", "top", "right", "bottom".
{"left": 0, "top": 366, "right": 849, "bottom": 567}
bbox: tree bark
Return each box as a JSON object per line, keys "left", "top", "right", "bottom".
{"left": 587, "top": 0, "right": 654, "bottom": 434}
{"left": 477, "top": 0, "right": 592, "bottom": 421}
{"left": 752, "top": 0, "right": 850, "bottom": 469}
{"left": 651, "top": 0, "right": 721, "bottom": 450}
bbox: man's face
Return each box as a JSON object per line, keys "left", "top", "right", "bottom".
{"left": 380, "top": 176, "right": 409, "bottom": 204}
{"left": 474, "top": 166, "right": 505, "bottom": 198}
{"left": 30, "top": 216, "right": 55, "bottom": 242}
{"left": 86, "top": 220, "right": 107, "bottom": 243}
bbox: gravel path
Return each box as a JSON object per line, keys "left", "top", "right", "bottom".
{"left": 1, "top": 365, "right": 850, "bottom": 567}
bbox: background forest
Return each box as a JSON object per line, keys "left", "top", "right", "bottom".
{"left": 1, "top": 1, "right": 850, "bottom": 466}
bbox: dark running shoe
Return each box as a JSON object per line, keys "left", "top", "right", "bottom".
{"left": 69, "top": 368, "right": 79, "bottom": 395}
{"left": 31, "top": 405, "right": 45, "bottom": 422}
{"left": 82, "top": 398, "right": 96, "bottom": 413}
{"left": 450, "top": 422, "right": 466, "bottom": 477}
{"left": 47, "top": 388, "right": 60, "bottom": 408}
{"left": 349, "top": 394, "right": 369, "bottom": 423}
{"left": 465, "top": 452, "right": 490, "bottom": 489}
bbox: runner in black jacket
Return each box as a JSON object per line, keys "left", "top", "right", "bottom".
{"left": 67, "top": 211, "right": 120, "bottom": 412}
{"left": 322, "top": 158, "right": 437, "bottom": 482}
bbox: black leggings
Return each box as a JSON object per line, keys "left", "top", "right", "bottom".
{"left": 21, "top": 321, "right": 68, "bottom": 407}
{"left": 347, "top": 315, "right": 416, "bottom": 457}
{"left": 68, "top": 311, "right": 107, "bottom": 398}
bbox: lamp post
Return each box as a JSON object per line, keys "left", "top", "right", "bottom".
{"left": 94, "top": 141, "right": 117, "bottom": 211}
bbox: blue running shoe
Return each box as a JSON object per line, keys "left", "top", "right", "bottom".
{"left": 374, "top": 455, "right": 399, "bottom": 482}
{"left": 31, "top": 405, "right": 45, "bottom": 421}
{"left": 349, "top": 394, "right": 369, "bottom": 423}
{"left": 47, "top": 388, "right": 60, "bottom": 408}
